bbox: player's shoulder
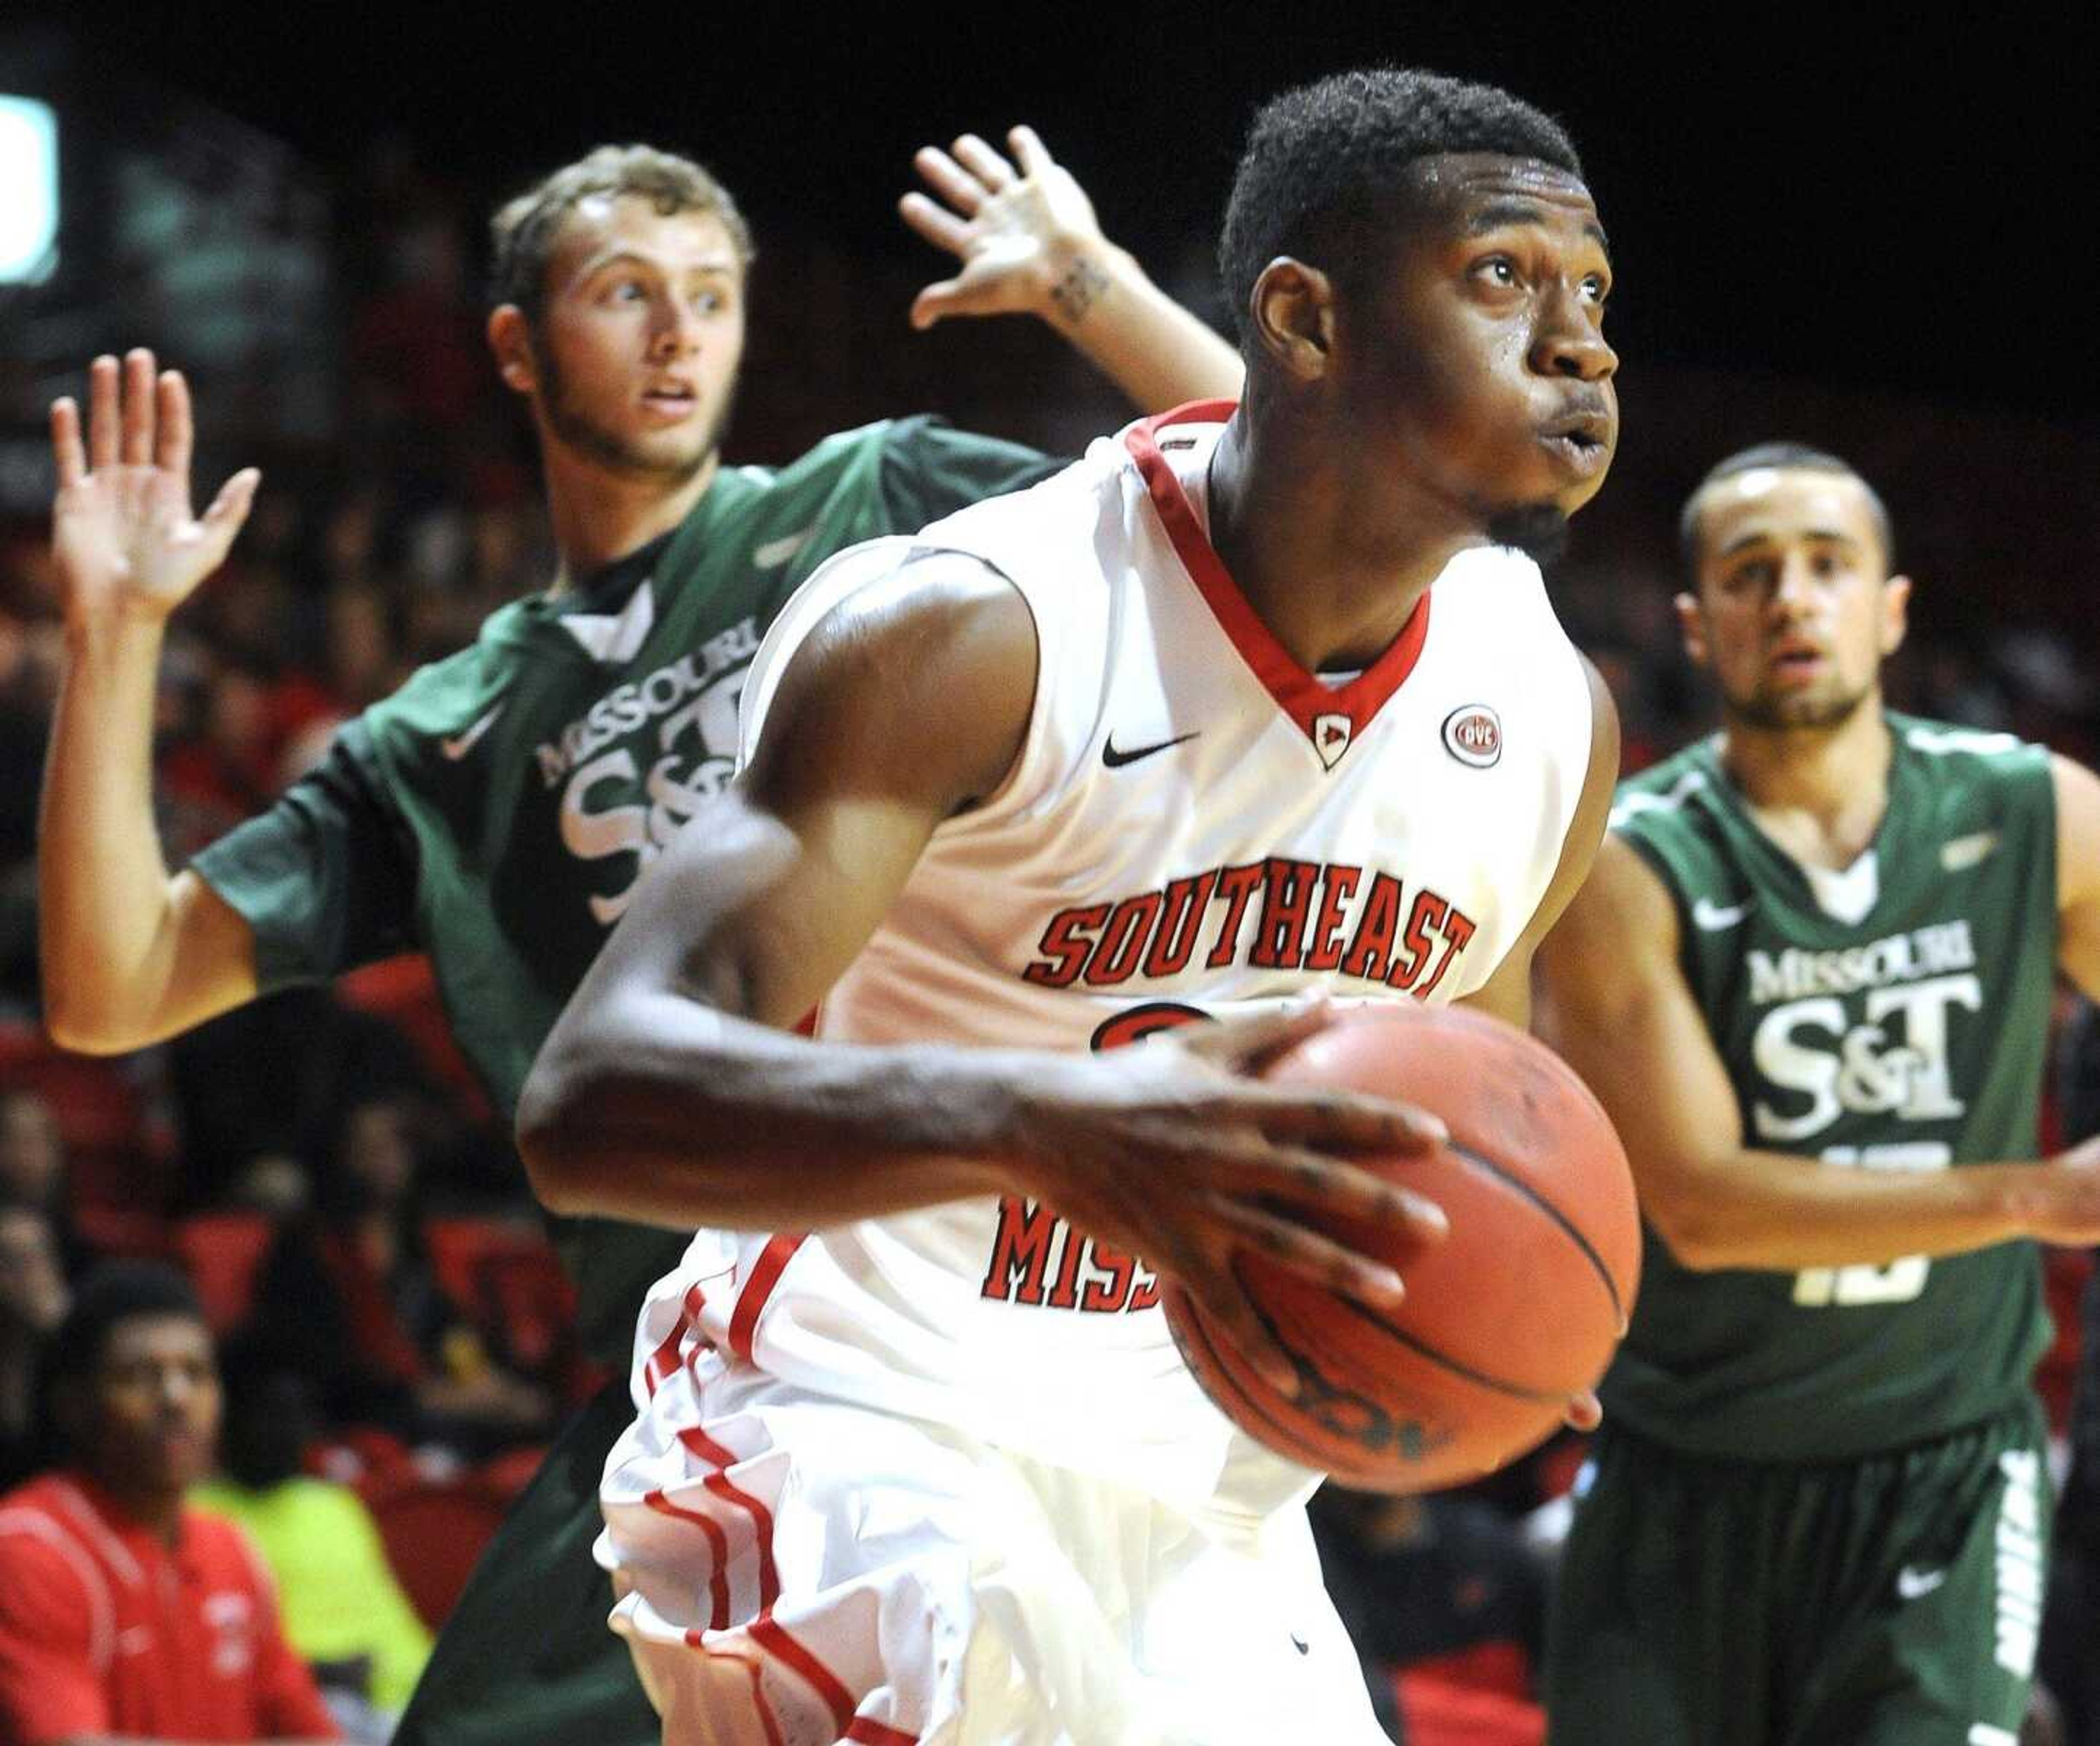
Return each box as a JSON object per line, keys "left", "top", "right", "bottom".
{"left": 1609, "top": 736, "right": 1725, "bottom": 833}
{"left": 1606, "top": 737, "right": 1741, "bottom": 896}
{"left": 761, "top": 413, "right": 1043, "bottom": 501}
{"left": 356, "top": 633, "right": 511, "bottom": 751}
{"left": 757, "top": 417, "right": 896, "bottom": 490}
{"left": 1889, "top": 710, "right": 2051, "bottom": 780}
{"left": 0, "top": 1476, "right": 100, "bottom": 1590}
{"left": 0, "top": 1473, "right": 68, "bottom": 1540}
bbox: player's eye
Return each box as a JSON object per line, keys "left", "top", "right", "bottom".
{"left": 1580, "top": 273, "right": 1611, "bottom": 307}
{"left": 1471, "top": 256, "right": 1520, "bottom": 289}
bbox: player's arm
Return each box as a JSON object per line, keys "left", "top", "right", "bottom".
{"left": 518, "top": 553, "right": 1448, "bottom": 1392}
{"left": 2055, "top": 753, "right": 2100, "bottom": 1001}
{"left": 900, "top": 126, "right": 1244, "bottom": 408}
{"left": 1535, "top": 832, "right": 2100, "bottom": 1270}
{"left": 1461, "top": 656, "right": 1619, "bottom": 1031}
{"left": 38, "top": 351, "right": 264, "bottom": 1055}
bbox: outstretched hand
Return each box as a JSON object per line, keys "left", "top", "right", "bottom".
{"left": 899, "top": 126, "right": 1115, "bottom": 332}
{"left": 50, "top": 349, "right": 259, "bottom": 630}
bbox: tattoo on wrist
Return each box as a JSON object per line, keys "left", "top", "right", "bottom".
{"left": 1050, "top": 255, "right": 1111, "bottom": 326}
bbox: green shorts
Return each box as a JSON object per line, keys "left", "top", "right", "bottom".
{"left": 392, "top": 1380, "right": 657, "bottom": 1746}
{"left": 1543, "top": 1403, "right": 2048, "bottom": 1746}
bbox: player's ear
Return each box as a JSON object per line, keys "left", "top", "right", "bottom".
{"left": 1673, "top": 591, "right": 1711, "bottom": 667}
{"left": 487, "top": 305, "right": 538, "bottom": 397}
{"left": 1248, "top": 257, "right": 1336, "bottom": 383}
{"left": 1879, "top": 573, "right": 1913, "bottom": 658}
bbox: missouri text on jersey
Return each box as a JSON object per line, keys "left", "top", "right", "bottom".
{"left": 1021, "top": 861, "right": 1477, "bottom": 994}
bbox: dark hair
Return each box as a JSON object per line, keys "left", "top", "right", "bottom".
{"left": 489, "top": 144, "right": 755, "bottom": 320}
{"left": 46, "top": 1262, "right": 206, "bottom": 1382}
{"left": 1217, "top": 67, "right": 1583, "bottom": 342}
{"left": 1679, "top": 442, "right": 1895, "bottom": 577}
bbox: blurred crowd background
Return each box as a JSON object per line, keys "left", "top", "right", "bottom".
{"left": 2, "top": 15, "right": 2097, "bottom": 1744}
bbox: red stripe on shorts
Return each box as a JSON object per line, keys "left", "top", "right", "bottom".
{"left": 644, "top": 1282, "right": 708, "bottom": 1399}
{"left": 682, "top": 1630, "right": 785, "bottom": 1746}
{"left": 676, "top": 1426, "right": 781, "bottom": 1611}
{"left": 644, "top": 1490, "right": 732, "bottom": 1632}
{"left": 746, "top": 1614, "right": 856, "bottom": 1739}
{"left": 728, "top": 1235, "right": 805, "bottom": 1362}
{"left": 845, "top": 1719, "right": 920, "bottom": 1744}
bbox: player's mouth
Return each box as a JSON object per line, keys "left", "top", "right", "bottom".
{"left": 1766, "top": 636, "right": 1828, "bottom": 685}
{"left": 1536, "top": 410, "right": 1613, "bottom": 478}
{"left": 640, "top": 380, "right": 699, "bottom": 423}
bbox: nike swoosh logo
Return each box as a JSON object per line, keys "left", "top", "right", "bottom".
{"left": 1691, "top": 897, "right": 1752, "bottom": 931}
{"left": 441, "top": 701, "right": 506, "bottom": 762}
{"left": 1102, "top": 730, "right": 1200, "bottom": 769}
{"left": 1897, "top": 1566, "right": 1947, "bottom": 1601}
{"left": 753, "top": 526, "right": 815, "bottom": 569}
{"left": 1941, "top": 831, "right": 1999, "bottom": 872}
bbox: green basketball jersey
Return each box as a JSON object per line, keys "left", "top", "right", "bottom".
{"left": 1599, "top": 713, "right": 2058, "bottom": 1461}
{"left": 192, "top": 417, "right": 1057, "bottom": 1358}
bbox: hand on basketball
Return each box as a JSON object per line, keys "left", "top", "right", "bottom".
{"left": 900, "top": 126, "right": 1114, "bottom": 332}
{"left": 1007, "top": 1000, "right": 1451, "bottom": 1399}
{"left": 49, "top": 350, "right": 259, "bottom": 632}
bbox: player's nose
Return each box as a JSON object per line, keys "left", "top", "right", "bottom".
{"left": 650, "top": 299, "right": 704, "bottom": 358}
{"left": 1530, "top": 288, "right": 1615, "bottom": 383}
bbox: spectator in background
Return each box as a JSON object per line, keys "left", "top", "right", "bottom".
{"left": 244, "top": 1097, "right": 549, "bottom": 1452}
{"left": 0, "top": 1202, "right": 68, "bottom": 1490}
{"left": 0, "top": 1262, "right": 337, "bottom": 1744}
{"left": 196, "top": 1350, "right": 432, "bottom": 1744}
{"left": 0, "top": 1088, "right": 91, "bottom": 1274}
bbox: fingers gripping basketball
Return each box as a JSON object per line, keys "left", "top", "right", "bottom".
{"left": 1164, "top": 1003, "right": 1640, "bottom": 1493}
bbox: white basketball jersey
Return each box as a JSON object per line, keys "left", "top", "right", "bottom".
{"left": 664, "top": 404, "right": 1595, "bottom": 1513}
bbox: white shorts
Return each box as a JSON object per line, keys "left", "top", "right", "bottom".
{"left": 598, "top": 1350, "right": 1384, "bottom": 1745}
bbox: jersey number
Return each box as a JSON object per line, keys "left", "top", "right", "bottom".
{"left": 1790, "top": 1142, "right": 1951, "bottom": 1307}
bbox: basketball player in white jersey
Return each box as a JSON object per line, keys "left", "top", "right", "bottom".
{"left": 520, "top": 68, "right": 1621, "bottom": 1744}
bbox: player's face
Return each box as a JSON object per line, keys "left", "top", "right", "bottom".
{"left": 1682, "top": 469, "right": 1910, "bottom": 730}
{"left": 1338, "top": 155, "right": 1618, "bottom": 539}
{"left": 525, "top": 195, "right": 747, "bottom": 483}
{"left": 79, "top": 1315, "right": 220, "bottom": 1498}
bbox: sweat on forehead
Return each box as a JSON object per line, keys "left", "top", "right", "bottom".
{"left": 1217, "top": 67, "right": 1584, "bottom": 338}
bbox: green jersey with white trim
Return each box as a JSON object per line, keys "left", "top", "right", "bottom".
{"left": 1599, "top": 712, "right": 2057, "bottom": 1461}
{"left": 191, "top": 418, "right": 1057, "bottom": 1358}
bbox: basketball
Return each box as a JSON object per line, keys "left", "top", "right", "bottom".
{"left": 1163, "top": 1002, "right": 1640, "bottom": 1493}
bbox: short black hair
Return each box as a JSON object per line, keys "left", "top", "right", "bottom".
{"left": 1218, "top": 67, "right": 1584, "bottom": 342}
{"left": 47, "top": 1261, "right": 206, "bottom": 1382}
{"left": 1679, "top": 442, "right": 1895, "bottom": 577}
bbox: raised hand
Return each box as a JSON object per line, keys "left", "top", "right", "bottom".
{"left": 50, "top": 349, "right": 260, "bottom": 630}
{"left": 1006, "top": 1000, "right": 1451, "bottom": 1398}
{"left": 899, "top": 126, "right": 1115, "bottom": 332}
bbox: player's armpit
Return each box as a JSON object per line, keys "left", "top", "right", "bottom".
{"left": 1462, "top": 654, "right": 1619, "bottom": 1029}
{"left": 2053, "top": 754, "right": 2100, "bottom": 999}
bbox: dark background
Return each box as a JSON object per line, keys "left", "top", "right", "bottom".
{"left": 31, "top": 3, "right": 2098, "bottom": 418}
